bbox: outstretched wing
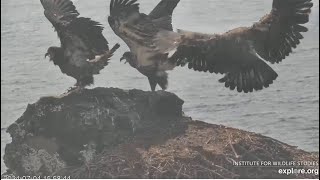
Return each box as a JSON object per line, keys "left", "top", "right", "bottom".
{"left": 41, "top": 0, "right": 110, "bottom": 67}
{"left": 41, "top": 0, "right": 79, "bottom": 29}
{"left": 108, "top": 0, "right": 161, "bottom": 49}
{"left": 120, "top": 0, "right": 180, "bottom": 64}
{"left": 170, "top": 0, "right": 313, "bottom": 93}
{"left": 149, "top": 0, "right": 180, "bottom": 19}
{"left": 252, "top": 0, "right": 313, "bottom": 64}
{"left": 149, "top": 0, "right": 180, "bottom": 30}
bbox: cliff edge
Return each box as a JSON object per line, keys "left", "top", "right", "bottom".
{"left": 2, "top": 88, "right": 319, "bottom": 179}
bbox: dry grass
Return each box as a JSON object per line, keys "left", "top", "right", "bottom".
{"left": 57, "top": 121, "right": 319, "bottom": 179}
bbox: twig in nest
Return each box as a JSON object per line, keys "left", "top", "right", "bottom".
{"left": 176, "top": 165, "right": 184, "bottom": 179}
{"left": 165, "top": 160, "right": 174, "bottom": 169}
{"left": 157, "top": 162, "right": 163, "bottom": 169}
{"left": 180, "top": 172, "right": 192, "bottom": 179}
{"left": 163, "top": 160, "right": 169, "bottom": 169}
{"left": 150, "top": 165, "right": 165, "bottom": 173}
{"left": 85, "top": 162, "right": 91, "bottom": 179}
{"left": 194, "top": 165, "right": 226, "bottom": 179}
{"left": 213, "top": 164, "right": 238, "bottom": 177}
{"left": 227, "top": 131, "right": 240, "bottom": 159}
{"left": 247, "top": 135, "right": 253, "bottom": 142}
{"left": 103, "top": 171, "right": 115, "bottom": 178}
{"left": 225, "top": 156, "right": 237, "bottom": 165}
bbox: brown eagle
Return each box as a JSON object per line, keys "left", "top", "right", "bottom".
{"left": 108, "top": 0, "right": 313, "bottom": 93}
{"left": 111, "top": 0, "right": 180, "bottom": 91}
{"left": 41, "top": 0, "right": 120, "bottom": 91}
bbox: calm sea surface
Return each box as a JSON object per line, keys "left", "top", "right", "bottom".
{"left": 1, "top": 0, "right": 319, "bottom": 173}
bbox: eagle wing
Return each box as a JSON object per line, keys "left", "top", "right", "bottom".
{"left": 170, "top": 0, "right": 313, "bottom": 93}
{"left": 252, "top": 0, "right": 313, "bottom": 64}
{"left": 149, "top": 0, "right": 180, "bottom": 30}
{"left": 41, "top": 0, "right": 79, "bottom": 28}
{"left": 109, "top": 0, "right": 158, "bottom": 49}
{"left": 41, "top": 0, "right": 110, "bottom": 68}
{"left": 120, "top": 0, "right": 180, "bottom": 62}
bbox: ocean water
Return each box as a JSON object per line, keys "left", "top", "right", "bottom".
{"left": 1, "top": 0, "right": 319, "bottom": 174}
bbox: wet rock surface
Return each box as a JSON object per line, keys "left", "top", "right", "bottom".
{"left": 2, "top": 88, "right": 319, "bottom": 179}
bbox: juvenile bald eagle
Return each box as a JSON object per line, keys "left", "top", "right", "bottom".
{"left": 109, "top": 0, "right": 313, "bottom": 93}
{"left": 41, "top": 0, "right": 120, "bottom": 91}
{"left": 112, "top": 0, "right": 180, "bottom": 91}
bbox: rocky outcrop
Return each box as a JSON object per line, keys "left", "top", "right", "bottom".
{"left": 2, "top": 88, "right": 319, "bottom": 179}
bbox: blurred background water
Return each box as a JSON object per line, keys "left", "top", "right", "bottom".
{"left": 1, "top": 0, "right": 319, "bottom": 174}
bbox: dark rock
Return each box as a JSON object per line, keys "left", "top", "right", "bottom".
{"left": 2, "top": 88, "right": 319, "bottom": 179}
{"left": 3, "top": 88, "right": 185, "bottom": 176}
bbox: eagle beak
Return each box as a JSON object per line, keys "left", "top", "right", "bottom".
{"left": 120, "top": 57, "right": 128, "bottom": 64}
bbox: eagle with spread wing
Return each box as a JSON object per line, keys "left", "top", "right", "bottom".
{"left": 41, "top": 0, "right": 120, "bottom": 91}
{"left": 110, "top": 0, "right": 180, "bottom": 91}
{"left": 109, "top": 0, "right": 313, "bottom": 93}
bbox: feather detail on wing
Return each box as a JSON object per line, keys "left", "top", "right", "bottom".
{"left": 118, "top": 0, "right": 180, "bottom": 71}
{"left": 169, "top": 0, "right": 313, "bottom": 93}
{"left": 41, "top": 0, "right": 111, "bottom": 69}
{"left": 149, "top": 0, "right": 180, "bottom": 30}
{"left": 169, "top": 31, "right": 278, "bottom": 93}
{"left": 110, "top": 0, "right": 140, "bottom": 19}
{"left": 66, "top": 18, "right": 109, "bottom": 55}
{"left": 62, "top": 17, "right": 110, "bottom": 68}
{"left": 149, "top": 0, "right": 180, "bottom": 19}
{"left": 40, "top": 0, "right": 79, "bottom": 28}
{"left": 108, "top": 0, "right": 158, "bottom": 50}
{"left": 250, "top": 0, "right": 313, "bottom": 64}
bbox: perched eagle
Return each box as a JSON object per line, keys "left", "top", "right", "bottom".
{"left": 112, "top": 0, "right": 180, "bottom": 91}
{"left": 109, "top": 0, "right": 313, "bottom": 93}
{"left": 41, "top": 0, "right": 120, "bottom": 91}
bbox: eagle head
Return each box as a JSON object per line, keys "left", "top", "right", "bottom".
{"left": 121, "top": 52, "right": 138, "bottom": 68}
{"left": 120, "top": 52, "right": 133, "bottom": 63}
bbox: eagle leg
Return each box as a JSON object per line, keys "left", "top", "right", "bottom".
{"left": 148, "top": 77, "right": 157, "bottom": 92}
{"left": 64, "top": 77, "right": 93, "bottom": 94}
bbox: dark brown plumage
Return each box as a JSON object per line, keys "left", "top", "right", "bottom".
{"left": 41, "top": 0, "right": 120, "bottom": 90}
{"left": 116, "top": 0, "right": 180, "bottom": 91}
{"left": 171, "top": 0, "right": 313, "bottom": 93}
{"left": 109, "top": 0, "right": 180, "bottom": 91}
{"left": 109, "top": 0, "right": 313, "bottom": 93}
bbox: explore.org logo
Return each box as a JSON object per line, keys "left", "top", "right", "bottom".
{"left": 232, "top": 161, "right": 319, "bottom": 176}
{"left": 278, "top": 168, "right": 319, "bottom": 176}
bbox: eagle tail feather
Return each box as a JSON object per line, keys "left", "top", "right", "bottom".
{"left": 89, "top": 43, "right": 120, "bottom": 75}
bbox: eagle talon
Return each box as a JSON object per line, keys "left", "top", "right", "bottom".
{"left": 65, "top": 86, "right": 84, "bottom": 93}
{"left": 66, "top": 86, "right": 77, "bottom": 93}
